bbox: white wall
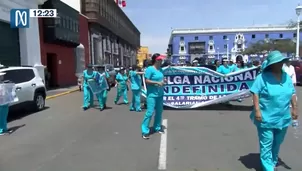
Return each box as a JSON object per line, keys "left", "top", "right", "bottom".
{"left": 0, "top": 0, "right": 44, "bottom": 79}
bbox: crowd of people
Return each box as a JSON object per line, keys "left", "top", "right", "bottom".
{"left": 80, "top": 50, "right": 298, "bottom": 171}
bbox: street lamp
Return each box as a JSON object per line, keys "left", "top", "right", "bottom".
{"left": 295, "top": 4, "right": 302, "bottom": 59}
{"left": 225, "top": 38, "right": 229, "bottom": 60}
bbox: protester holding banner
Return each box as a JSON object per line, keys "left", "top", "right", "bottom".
{"left": 141, "top": 53, "right": 165, "bottom": 139}
{"left": 0, "top": 73, "right": 9, "bottom": 135}
{"left": 129, "top": 65, "right": 144, "bottom": 112}
{"left": 213, "top": 59, "right": 220, "bottom": 70}
{"left": 95, "top": 66, "right": 110, "bottom": 111}
{"left": 0, "top": 73, "right": 18, "bottom": 135}
{"left": 82, "top": 64, "right": 97, "bottom": 110}
{"left": 249, "top": 51, "right": 298, "bottom": 171}
{"left": 217, "top": 58, "right": 232, "bottom": 74}
{"left": 234, "top": 59, "right": 246, "bottom": 71}
{"left": 114, "top": 67, "right": 129, "bottom": 104}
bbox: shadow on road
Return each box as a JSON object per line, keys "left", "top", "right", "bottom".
{"left": 238, "top": 153, "right": 291, "bottom": 171}
{"left": 7, "top": 124, "right": 26, "bottom": 134}
{"left": 8, "top": 107, "right": 50, "bottom": 122}
{"left": 164, "top": 103, "right": 253, "bottom": 111}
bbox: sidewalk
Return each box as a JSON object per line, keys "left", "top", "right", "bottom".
{"left": 46, "top": 86, "right": 79, "bottom": 99}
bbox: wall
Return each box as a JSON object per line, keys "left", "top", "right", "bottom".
{"left": 0, "top": 0, "right": 45, "bottom": 79}
{"left": 170, "top": 29, "right": 301, "bottom": 63}
{"left": 39, "top": 19, "right": 77, "bottom": 87}
{"left": 79, "top": 14, "right": 90, "bottom": 66}
{"left": 171, "top": 31, "right": 298, "bottom": 55}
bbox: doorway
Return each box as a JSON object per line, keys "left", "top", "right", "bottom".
{"left": 46, "top": 53, "right": 58, "bottom": 89}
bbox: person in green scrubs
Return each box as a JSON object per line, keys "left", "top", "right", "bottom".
{"left": 95, "top": 66, "right": 110, "bottom": 111}
{"left": 82, "top": 64, "right": 97, "bottom": 110}
{"left": 141, "top": 53, "right": 166, "bottom": 139}
{"left": 0, "top": 73, "right": 9, "bottom": 135}
{"left": 228, "top": 59, "right": 236, "bottom": 72}
{"left": 234, "top": 59, "right": 246, "bottom": 71}
{"left": 217, "top": 58, "right": 232, "bottom": 74}
{"left": 213, "top": 59, "right": 220, "bottom": 70}
{"left": 250, "top": 51, "right": 298, "bottom": 171}
{"left": 129, "top": 65, "right": 144, "bottom": 112}
{"left": 114, "top": 67, "right": 129, "bottom": 104}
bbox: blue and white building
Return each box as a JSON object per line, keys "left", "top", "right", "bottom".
{"left": 168, "top": 25, "right": 299, "bottom": 64}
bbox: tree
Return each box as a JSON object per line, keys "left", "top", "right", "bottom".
{"left": 288, "top": 20, "right": 301, "bottom": 31}
{"left": 243, "top": 39, "right": 295, "bottom": 55}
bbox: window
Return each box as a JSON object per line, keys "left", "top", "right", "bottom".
{"left": 194, "top": 36, "right": 198, "bottom": 40}
{"left": 3, "top": 69, "right": 35, "bottom": 84}
{"left": 180, "top": 37, "right": 184, "bottom": 41}
{"left": 209, "top": 36, "right": 213, "bottom": 40}
{"left": 265, "top": 34, "right": 269, "bottom": 38}
{"left": 223, "top": 35, "right": 227, "bottom": 40}
{"left": 279, "top": 34, "right": 283, "bottom": 38}
{"left": 252, "top": 34, "right": 256, "bottom": 38}
{"left": 209, "top": 45, "right": 213, "bottom": 50}
{"left": 238, "top": 44, "right": 242, "bottom": 49}
{"left": 180, "top": 46, "right": 184, "bottom": 51}
{"left": 293, "top": 33, "right": 297, "bottom": 37}
{"left": 224, "top": 44, "right": 227, "bottom": 49}
{"left": 62, "top": 17, "right": 66, "bottom": 28}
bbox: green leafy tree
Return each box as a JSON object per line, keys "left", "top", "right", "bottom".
{"left": 243, "top": 39, "right": 295, "bottom": 55}
{"left": 288, "top": 20, "right": 301, "bottom": 31}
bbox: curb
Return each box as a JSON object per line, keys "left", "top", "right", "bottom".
{"left": 46, "top": 88, "right": 80, "bottom": 100}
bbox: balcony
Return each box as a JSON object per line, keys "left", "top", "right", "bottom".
{"left": 41, "top": 0, "right": 80, "bottom": 47}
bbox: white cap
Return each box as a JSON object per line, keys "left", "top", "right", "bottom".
{"left": 192, "top": 60, "right": 198, "bottom": 63}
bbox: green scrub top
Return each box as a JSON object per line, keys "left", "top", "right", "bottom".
{"left": 234, "top": 66, "right": 247, "bottom": 71}
{"left": 217, "top": 65, "right": 232, "bottom": 74}
{"left": 116, "top": 72, "right": 128, "bottom": 90}
{"left": 129, "top": 70, "right": 142, "bottom": 90}
{"left": 83, "top": 70, "right": 97, "bottom": 86}
{"left": 250, "top": 71, "right": 295, "bottom": 129}
{"left": 145, "top": 66, "right": 164, "bottom": 97}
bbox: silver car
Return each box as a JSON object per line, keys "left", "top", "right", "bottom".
{"left": 102, "top": 64, "right": 116, "bottom": 87}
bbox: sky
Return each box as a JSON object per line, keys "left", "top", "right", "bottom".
{"left": 61, "top": 0, "right": 300, "bottom": 54}
{"left": 122, "top": 0, "right": 300, "bottom": 53}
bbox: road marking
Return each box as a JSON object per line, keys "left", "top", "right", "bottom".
{"left": 158, "top": 119, "right": 168, "bottom": 170}
{"left": 46, "top": 88, "right": 79, "bottom": 100}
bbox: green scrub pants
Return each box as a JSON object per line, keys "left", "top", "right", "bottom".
{"left": 83, "top": 85, "right": 94, "bottom": 108}
{"left": 257, "top": 127, "right": 288, "bottom": 171}
{"left": 141, "top": 96, "right": 163, "bottom": 135}
{"left": 114, "top": 88, "right": 128, "bottom": 104}
{"left": 97, "top": 90, "right": 108, "bottom": 109}
{"left": 0, "top": 105, "right": 9, "bottom": 133}
{"left": 130, "top": 89, "right": 141, "bottom": 111}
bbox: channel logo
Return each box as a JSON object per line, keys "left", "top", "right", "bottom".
{"left": 10, "top": 9, "right": 30, "bottom": 28}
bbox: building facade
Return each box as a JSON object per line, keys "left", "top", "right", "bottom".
{"left": 39, "top": 0, "right": 82, "bottom": 87}
{"left": 0, "top": 0, "right": 45, "bottom": 79}
{"left": 137, "top": 46, "right": 149, "bottom": 67}
{"left": 168, "top": 25, "right": 300, "bottom": 64}
{"left": 81, "top": 0, "right": 140, "bottom": 67}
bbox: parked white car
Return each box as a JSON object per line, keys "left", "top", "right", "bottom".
{"left": 0, "top": 66, "right": 46, "bottom": 111}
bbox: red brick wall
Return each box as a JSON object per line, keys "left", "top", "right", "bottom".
{"left": 39, "top": 18, "right": 77, "bottom": 87}
{"left": 79, "top": 14, "right": 90, "bottom": 66}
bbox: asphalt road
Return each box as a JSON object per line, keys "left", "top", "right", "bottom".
{"left": 1, "top": 87, "right": 302, "bottom": 171}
